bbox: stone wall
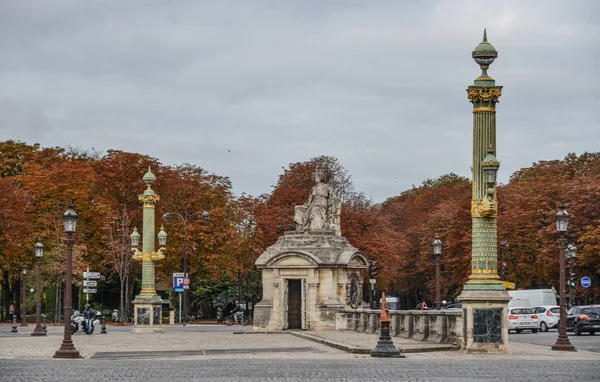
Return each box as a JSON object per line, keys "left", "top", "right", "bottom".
{"left": 336, "top": 309, "right": 463, "bottom": 345}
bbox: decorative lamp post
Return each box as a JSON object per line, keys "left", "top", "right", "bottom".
{"left": 131, "top": 168, "right": 167, "bottom": 333}
{"left": 21, "top": 264, "right": 28, "bottom": 326}
{"left": 162, "top": 210, "right": 209, "bottom": 324}
{"left": 432, "top": 236, "right": 443, "bottom": 310}
{"left": 54, "top": 201, "right": 81, "bottom": 358}
{"left": 458, "top": 29, "right": 511, "bottom": 353}
{"left": 552, "top": 205, "right": 576, "bottom": 351}
{"left": 31, "top": 241, "right": 46, "bottom": 336}
{"left": 567, "top": 244, "right": 577, "bottom": 307}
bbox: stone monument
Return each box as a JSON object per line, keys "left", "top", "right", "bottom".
{"left": 254, "top": 169, "right": 369, "bottom": 331}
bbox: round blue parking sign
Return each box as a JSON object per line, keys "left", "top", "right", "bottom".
{"left": 581, "top": 276, "right": 591, "bottom": 288}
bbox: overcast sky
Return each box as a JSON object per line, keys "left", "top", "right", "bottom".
{"left": 0, "top": 1, "right": 598, "bottom": 202}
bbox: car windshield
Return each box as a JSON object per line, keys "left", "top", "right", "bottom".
{"left": 581, "top": 308, "right": 600, "bottom": 315}
{"left": 511, "top": 308, "right": 533, "bottom": 314}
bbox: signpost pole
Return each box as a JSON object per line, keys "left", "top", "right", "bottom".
{"left": 86, "top": 267, "right": 89, "bottom": 306}
{"left": 179, "top": 294, "right": 182, "bottom": 324}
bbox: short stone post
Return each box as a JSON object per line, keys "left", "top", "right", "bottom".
{"left": 42, "top": 314, "right": 47, "bottom": 333}
{"left": 11, "top": 316, "right": 18, "bottom": 333}
{"left": 371, "top": 293, "right": 405, "bottom": 358}
{"left": 101, "top": 316, "right": 107, "bottom": 334}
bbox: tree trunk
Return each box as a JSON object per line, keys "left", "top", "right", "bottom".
{"left": 119, "top": 273, "right": 125, "bottom": 325}
{"left": 237, "top": 270, "right": 244, "bottom": 304}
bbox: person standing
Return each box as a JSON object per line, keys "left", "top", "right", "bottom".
{"left": 9, "top": 301, "right": 16, "bottom": 322}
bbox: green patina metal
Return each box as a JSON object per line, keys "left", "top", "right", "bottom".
{"left": 133, "top": 167, "right": 166, "bottom": 299}
{"left": 464, "top": 30, "right": 505, "bottom": 291}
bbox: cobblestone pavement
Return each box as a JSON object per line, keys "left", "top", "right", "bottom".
{"left": 1, "top": 325, "right": 600, "bottom": 381}
{"left": 1, "top": 358, "right": 599, "bottom": 381}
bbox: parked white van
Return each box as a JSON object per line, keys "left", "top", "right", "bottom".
{"left": 508, "top": 289, "right": 557, "bottom": 307}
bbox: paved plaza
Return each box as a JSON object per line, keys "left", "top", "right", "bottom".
{"left": 1, "top": 324, "right": 599, "bottom": 381}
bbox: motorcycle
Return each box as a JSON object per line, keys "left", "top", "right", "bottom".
{"left": 71, "top": 310, "right": 84, "bottom": 334}
{"left": 71, "top": 309, "right": 100, "bottom": 334}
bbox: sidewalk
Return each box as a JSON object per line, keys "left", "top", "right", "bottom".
{"left": 1, "top": 325, "right": 599, "bottom": 361}
{"left": 295, "top": 330, "right": 600, "bottom": 360}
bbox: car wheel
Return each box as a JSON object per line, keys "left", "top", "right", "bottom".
{"left": 516, "top": 329, "right": 522, "bottom": 333}
{"left": 573, "top": 324, "right": 581, "bottom": 336}
{"left": 540, "top": 322, "right": 548, "bottom": 332}
{"left": 532, "top": 329, "right": 538, "bottom": 333}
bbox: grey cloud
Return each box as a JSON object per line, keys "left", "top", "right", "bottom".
{"left": 0, "top": 0, "right": 598, "bottom": 201}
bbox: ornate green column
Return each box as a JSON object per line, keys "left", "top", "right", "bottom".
{"left": 458, "top": 30, "right": 510, "bottom": 353}
{"left": 464, "top": 29, "right": 504, "bottom": 291}
{"left": 131, "top": 167, "right": 167, "bottom": 333}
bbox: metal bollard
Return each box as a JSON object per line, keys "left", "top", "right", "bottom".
{"left": 42, "top": 314, "right": 47, "bottom": 332}
{"left": 11, "top": 316, "right": 18, "bottom": 333}
{"left": 101, "top": 316, "right": 107, "bottom": 334}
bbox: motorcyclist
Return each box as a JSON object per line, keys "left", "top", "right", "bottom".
{"left": 83, "top": 304, "right": 96, "bottom": 331}
{"left": 230, "top": 301, "right": 243, "bottom": 323}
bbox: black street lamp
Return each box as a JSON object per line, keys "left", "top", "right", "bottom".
{"left": 432, "top": 236, "right": 443, "bottom": 310}
{"left": 31, "top": 241, "right": 46, "bottom": 336}
{"left": 54, "top": 201, "right": 81, "bottom": 358}
{"left": 551, "top": 205, "right": 576, "bottom": 351}
{"left": 21, "top": 264, "right": 28, "bottom": 326}
{"left": 163, "top": 210, "right": 209, "bottom": 324}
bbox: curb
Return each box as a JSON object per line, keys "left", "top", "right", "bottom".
{"left": 288, "top": 331, "right": 460, "bottom": 354}
{"left": 288, "top": 331, "right": 370, "bottom": 354}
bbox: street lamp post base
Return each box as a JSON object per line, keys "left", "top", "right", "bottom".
{"left": 370, "top": 321, "right": 405, "bottom": 358}
{"left": 551, "top": 338, "right": 576, "bottom": 351}
{"left": 54, "top": 341, "right": 81, "bottom": 358}
{"left": 31, "top": 326, "right": 46, "bottom": 337}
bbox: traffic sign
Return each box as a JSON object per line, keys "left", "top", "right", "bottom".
{"left": 370, "top": 279, "right": 376, "bottom": 284}
{"left": 83, "top": 271, "right": 101, "bottom": 279}
{"left": 83, "top": 280, "right": 97, "bottom": 287}
{"left": 173, "top": 273, "right": 185, "bottom": 290}
{"left": 581, "top": 276, "right": 592, "bottom": 288}
{"left": 83, "top": 288, "right": 97, "bottom": 294}
{"left": 183, "top": 277, "right": 190, "bottom": 289}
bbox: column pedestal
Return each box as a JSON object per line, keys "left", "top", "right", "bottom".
{"left": 458, "top": 290, "right": 510, "bottom": 353}
{"left": 132, "top": 296, "right": 164, "bottom": 333}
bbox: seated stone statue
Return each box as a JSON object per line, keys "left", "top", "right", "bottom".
{"left": 294, "top": 170, "right": 341, "bottom": 235}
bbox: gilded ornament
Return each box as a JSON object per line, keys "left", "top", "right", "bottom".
{"left": 481, "top": 159, "right": 500, "bottom": 167}
{"left": 472, "top": 106, "right": 496, "bottom": 113}
{"left": 139, "top": 194, "right": 160, "bottom": 204}
{"left": 471, "top": 199, "right": 498, "bottom": 218}
{"left": 467, "top": 87, "right": 502, "bottom": 103}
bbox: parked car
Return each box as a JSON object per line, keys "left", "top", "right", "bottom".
{"left": 508, "top": 307, "right": 539, "bottom": 333}
{"left": 531, "top": 306, "right": 559, "bottom": 332}
{"left": 566, "top": 305, "right": 600, "bottom": 335}
{"left": 443, "top": 302, "right": 462, "bottom": 310}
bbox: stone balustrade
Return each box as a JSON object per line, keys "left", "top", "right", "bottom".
{"left": 335, "top": 309, "right": 463, "bottom": 345}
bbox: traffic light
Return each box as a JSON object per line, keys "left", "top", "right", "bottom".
{"left": 369, "top": 260, "right": 379, "bottom": 279}
{"left": 570, "top": 272, "right": 576, "bottom": 287}
{"left": 501, "top": 262, "right": 509, "bottom": 279}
